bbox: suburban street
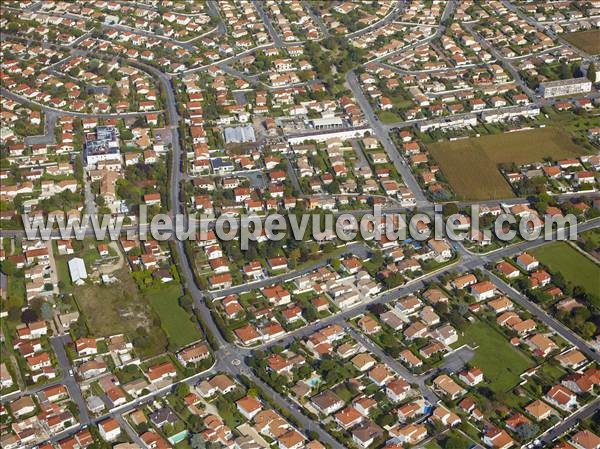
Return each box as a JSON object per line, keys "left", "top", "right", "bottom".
{"left": 49, "top": 335, "right": 91, "bottom": 425}
{"left": 2, "top": 1, "right": 600, "bottom": 448}
{"left": 487, "top": 271, "right": 600, "bottom": 363}
{"left": 347, "top": 70, "right": 429, "bottom": 206}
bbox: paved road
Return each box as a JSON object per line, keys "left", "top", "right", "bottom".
{"left": 113, "top": 411, "right": 152, "bottom": 447}
{"left": 251, "top": 374, "right": 345, "bottom": 449}
{"left": 345, "top": 1, "right": 406, "bottom": 39}
{"left": 258, "top": 218, "right": 600, "bottom": 353}
{"left": 252, "top": 0, "right": 284, "bottom": 47}
{"left": 24, "top": 111, "right": 57, "bottom": 146}
{"left": 0, "top": 87, "right": 162, "bottom": 119}
{"left": 50, "top": 335, "right": 91, "bottom": 425}
{"left": 5, "top": 6, "right": 600, "bottom": 448}
{"left": 207, "top": 242, "right": 371, "bottom": 299}
{"left": 206, "top": 0, "right": 227, "bottom": 37}
{"left": 364, "top": 0, "right": 457, "bottom": 64}
{"left": 538, "top": 396, "right": 600, "bottom": 445}
{"left": 487, "top": 271, "right": 600, "bottom": 363}
{"left": 345, "top": 325, "right": 440, "bottom": 404}
{"left": 0, "top": 376, "right": 68, "bottom": 404}
{"left": 152, "top": 26, "right": 352, "bottom": 442}
{"left": 500, "top": 0, "right": 595, "bottom": 60}
{"left": 3, "top": 192, "right": 598, "bottom": 241}
{"left": 138, "top": 53, "right": 232, "bottom": 352}
{"left": 283, "top": 154, "right": 304, "bottom": 196}
{"left": 218, "top": 63, "right": 262, "bottom": 88}
{"left": 300, "top": 0, "right": 330, "bottom": 38}
{"left": 127, "top": 60, "right": 184, "bottom": 217}
{"left": 462, "top": 22, "right": 537, "bottom": 100}
{"left": 346, "top": 70, "right": 429, "bottom": 206}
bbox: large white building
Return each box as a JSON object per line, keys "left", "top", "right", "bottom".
{"left": 418, "top": 114, "right": 478, "bottom": 132}
{"left": 223, "top": 125, "right": 255, "bottom": 144}
{"left": 84, "top": 126, "right": 121, "bottom": 168}
{"left": 310, "top": 116, "right": 344, "bottom": 130}
{"left": 68, "top": 258, "right": 88, "bottom": 285}
{"left": 539, "top": 78, "right": 592, "bottom": 98}
{"left": 480, "top": 106, "right": 540, "bottom": 123}
{"left": 287, "top": 126, "right": 373, "bottom": 144}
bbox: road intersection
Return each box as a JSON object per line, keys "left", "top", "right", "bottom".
{"left": 3, "top": 1, "right": 600, "bottom": 447}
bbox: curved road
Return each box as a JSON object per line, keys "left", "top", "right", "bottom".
{"left": 4, "top": 4, "right": 600, "bottom": 448}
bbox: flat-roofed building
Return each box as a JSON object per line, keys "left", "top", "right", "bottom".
{"left": 540, "top": 78, "right": 592, "bottom": 99}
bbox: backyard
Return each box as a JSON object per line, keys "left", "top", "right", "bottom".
{"left": 428, "top": 127, "right": 587, "bottom": 200}
{"left": 532, "top": 241, "right": 600, "bottom": 297}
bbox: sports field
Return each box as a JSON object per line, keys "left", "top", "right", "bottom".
{"left": 563, "top": 30, "right": 600, "bottom": 55}
{"left": 532, "top": 241, "right": 600, "bottom": 298}
{"left": 428, "top": 128, "right": 586, "bottom": 200}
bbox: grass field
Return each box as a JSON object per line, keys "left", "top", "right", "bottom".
{"left": 579, "top": 228, "right": 600, "bottom": 259}
{"left": 563, "top": 30, "right": 600, "bottom": 54}
{"left": 424, "top": 441, "right": 443, "bottom": 449}
{"left": 428, "top": 128, "right": 587, "bottom": 200}
{"left": 458, "top": 321, "right": 534, "bottom": 393}
{"left": 6, "top": 276, "right": 25, "bottom": 311}
{"left": 378, "top": 110, "right": 402, "bottom": 124}
{"left": 146, "top": 284, "right": 202, "bottom": 349}
{"left": 532, "top": 241, "right": 600, "bottom": 297}
{"left": 73, "top": 268, "right": 168, "bottom": 357}
{"left": 425, "top": 431, "right": 472, "bottom": 449}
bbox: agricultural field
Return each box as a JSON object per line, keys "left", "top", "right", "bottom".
{"left": 532, "top": 241, "right": 600, "bottom": 298}
{"left": 428, "top": 128, "right": 587, "bottom": 200}
{"left": 562, "top": 30, "right": 600, "bottom": 55}
{"left": 456, "top": 321, "right": 534, "bottom": 393}
{"left": 146, "top": 284, "right": 202, "bottom": 349}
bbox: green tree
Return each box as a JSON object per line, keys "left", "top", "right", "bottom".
{"left": 587, "top": 62, "right": 597, "bottom": 83}
{"left": 582, "top": 322, "right": 597, "bottom": 339}
{"left": 560, "top": 63, "right": 573, "bottom": 80}
{"left": 1, "top": 260, "right": 17, "bottom": 275}
{"left": 175, "top": 382, "right": 189, "bottom": 399}
{"left": 515, "top": 423, "right": 540, "bottom": 442}
{"left": 444, "top": 435, "right": 468, "bottom": 449}
{"left": 189, "top": 433, "right": 205, "bottom": 449}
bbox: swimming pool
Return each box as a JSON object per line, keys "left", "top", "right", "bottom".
{"left": 305, "top": 375, "right": 321, "bottom": 387}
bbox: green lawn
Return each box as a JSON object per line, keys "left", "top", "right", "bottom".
{"left": 6, "top": 275, "right": 25, "bottom": 311}
{"left": 537, "top": 362, "right": 567, "bottom": 384}
{"left": 76, "top": 240, "right": 101, "bottom": 269}
{"left": 579, "top": 229, "right": 600, "bottom": 259}
{"left": 146, "top": 284, "right": 202, "bottom": 349}
{"left": 580, "top": 229, "right": 600, "bottom": 249}
{"left": 333, "top": 384, "right": 355, "bottom": 402}
{"left": 458, "top": 321, "right": 534, "bottom": 393}
{"left": 426, "top": 431, "right": 472, "bottom": 449}
{"left": 174, "top": 440, "right": 193, "bottom": 449}
{"left": 53, "top": 245, "right": 73, "bottom": 293}
{"left": 532, "top": 241, "right": 600, "bottom": 297}
{"left": 378, "top": 110, "right": 402, "bottom": 124}
{"left": 428, "top": 127, "right": 587, "bottom": 200}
